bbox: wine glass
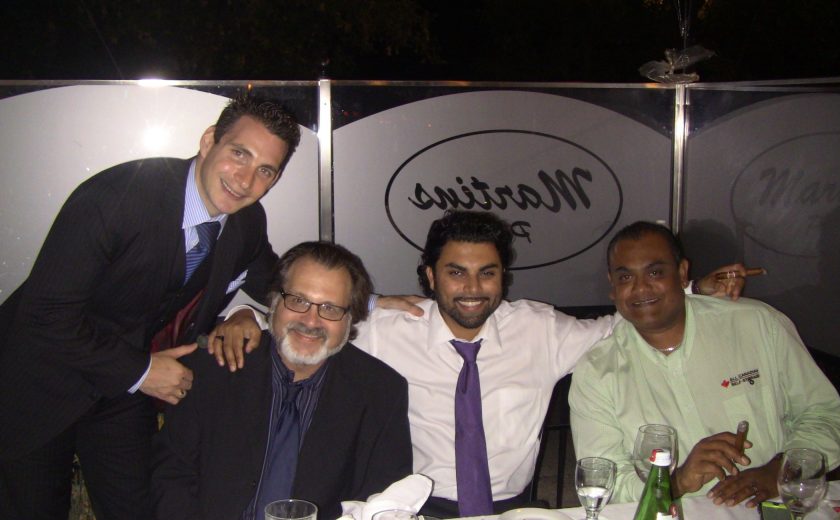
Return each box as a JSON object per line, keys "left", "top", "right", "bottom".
{"left": 265, "top": 499, "right": 318, "bottom": 520}
{"left": 575, "top": 457, "right": 616, "bottom": 520}
{"left": 633, "top": 424, "right": 677, "bottom": 481}
{"left": 777, "top": 448, "right": 827, "bottom": 520}
{"left": 371, "top": 511, "right": 418, "bottom": 520}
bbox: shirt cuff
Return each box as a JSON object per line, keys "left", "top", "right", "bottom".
{"left": 687, "top": 280, "right": 699, "bottom": 294}
{"left": 128, "top": 359, "right": 152, "bottom": 394}
{"left": 225, "top": 304, "right": 269, "bottom": 331}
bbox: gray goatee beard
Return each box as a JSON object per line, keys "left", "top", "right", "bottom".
{"left": 273, "top": 322, "right": 349, "bottom": 366}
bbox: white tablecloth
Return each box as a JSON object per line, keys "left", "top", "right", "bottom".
{"left": 558, "top": 481, "right": 840, "bottom": 520}
{"left": 460, "top": 482, "right": 840, "bottom": 520}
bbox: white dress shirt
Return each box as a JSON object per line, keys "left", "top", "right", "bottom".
{"left": 353, "top": 298, "right": 618, "bottom": 502}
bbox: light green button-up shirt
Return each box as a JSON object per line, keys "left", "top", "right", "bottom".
{"left": 570, "top": 295, "right": 840, "bottom": 503}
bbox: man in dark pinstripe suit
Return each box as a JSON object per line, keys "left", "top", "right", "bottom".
{"left": 0, "top": 96, "right": 300, "bottom": 520}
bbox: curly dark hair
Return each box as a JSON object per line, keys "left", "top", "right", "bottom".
{"left": 417, "top": 210, "right": 514, "bottom": 297}
{"left": 213, "top": 95, "right": 301, "bottom": 172}
{"left": 269, "top": 241, "right": 372, "bottom": 341}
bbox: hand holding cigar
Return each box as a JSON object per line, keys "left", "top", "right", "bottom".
{"left": 716, "top": 267, "right": 767, "bottom": 281}
{"left": 734, "top": 420, "right": 749, "bottom": 454}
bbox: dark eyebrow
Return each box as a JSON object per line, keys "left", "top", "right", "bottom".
{"left": 230, "top": 142, "right": 279, "bottom": 175}
{"left": 443, "top": 262, "right": 500, "bottom": 271}
{"left": 444, "top": 262, "right": 467, "bottom": 271}
{"left": 286, "top": 289, "right": 345, "bottom": 308}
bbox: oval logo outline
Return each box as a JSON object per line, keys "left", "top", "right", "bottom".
{"left": 385, "top": 129, "right": 623, "bottom": 270}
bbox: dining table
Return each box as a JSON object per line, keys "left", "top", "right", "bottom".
{"left": 463, "top": 482, "right": 840, "bottom": 520}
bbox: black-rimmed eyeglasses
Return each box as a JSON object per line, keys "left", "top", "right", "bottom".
{"left": 279, "top": 290, "right": 349, "bottom": 321}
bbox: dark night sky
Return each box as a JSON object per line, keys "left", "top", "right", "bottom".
{"left": 1, "top": 0, "right": 839, "bottom": 82}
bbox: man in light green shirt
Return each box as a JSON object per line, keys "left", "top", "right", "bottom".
{"left": 570, "top": 221, "right": 840, "bottom": 508}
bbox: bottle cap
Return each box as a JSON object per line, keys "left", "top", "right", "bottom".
{"left": 649, "top": 448, "right": 672, "bottom": 466}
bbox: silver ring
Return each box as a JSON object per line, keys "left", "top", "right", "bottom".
{"left": 180, "top": 389, "right": 187, "bottom": 398}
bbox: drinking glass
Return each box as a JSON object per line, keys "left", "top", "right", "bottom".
{"left": 371, "top": 509, "right": 418, "bottom": 520}
{"left": 777, "top": 448, "right": 827, "bottom": 520}
{"left": 575, "top": 457, "right": 616, "bottom": 520}
{"left": 633, "top": 424, "right": 677, "bottom": 481}
{"left": 265, "top": 499, "right": 318, "bottom": 520}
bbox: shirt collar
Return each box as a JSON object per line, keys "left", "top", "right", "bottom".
{"left": 630, "top": 296, "right": 695, "bottom": 365}
{"left": 183, "top": 159, "right": 227, "bottom": 230}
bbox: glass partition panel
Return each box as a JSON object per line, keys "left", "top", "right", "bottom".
{"left": 0, "top": 81, "right": 320, "bottom": 311}
{"left": 332, "top": 83, "right": 676, "bottom": 306}
{"left": 684, "top": 81, "right": 840, "bottom": 355}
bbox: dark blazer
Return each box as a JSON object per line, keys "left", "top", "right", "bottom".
{"left": 151, "top": 337, "right": 413, "bottom": 520}
{"left": 0, "top": 158, "right": 278, "bottom": 458}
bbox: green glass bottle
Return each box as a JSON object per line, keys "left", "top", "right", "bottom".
{"left": 633, "top": 448, "right": 679, "bottom": 519}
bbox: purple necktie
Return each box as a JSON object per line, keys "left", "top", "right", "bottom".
{"left": 451, "top": 339, "right": 493, "bottom": 517}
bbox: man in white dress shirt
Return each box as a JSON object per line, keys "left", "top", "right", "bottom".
{"left": 215, "top": 210, "right": 745, "bottom": 518}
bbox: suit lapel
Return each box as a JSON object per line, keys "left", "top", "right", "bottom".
{"left": 237, "top": 338, "right": 274, "bottom": 479}
{"left": 159, "top": 159, "right": 191, "bottom": 291}
{"left": 296, "top": 347, "right": 363, "bottom": 481}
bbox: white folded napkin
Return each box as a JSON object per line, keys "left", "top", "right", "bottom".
{"left": 340, "top": 474, "right": 434, "bottom": 520}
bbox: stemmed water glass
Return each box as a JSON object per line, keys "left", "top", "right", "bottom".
{"left": 633, "top": 424, "right": 677, "bottom": 481}
{"left": 777, "top": 448, "right": 827, "bottom": 520}
{"left": 575, "top": 457, "right": 616, "bottom": 520}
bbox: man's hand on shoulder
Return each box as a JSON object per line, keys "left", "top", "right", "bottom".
{"left": 140, "top": 344, "right": 197, "bottom": 405}
{"left": 375, "top": 295, "right": 425, "bottom": 317}
{"left": 207, "top": 308, "right": 264, "bottom": 372}
{"left": 696, "top": 263, "right": 748, "bottom": 301}
{"left": 706, "top": 454, "right": 782, "bottom": 508}
{"left": 672, "top": 431, "right": 752, "bottom": 498}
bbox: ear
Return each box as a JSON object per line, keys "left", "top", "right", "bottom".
{"left": 679, "top": 258, "right": 690, "bottom": 288}
{"left": 607, "top": 271, "right": 616, "bottom": 302}
{"left": 198, "top": 126, "right": 216, "bottom": 158}
{"left": 425, "top": 265, "right": 435, "bottom": 292}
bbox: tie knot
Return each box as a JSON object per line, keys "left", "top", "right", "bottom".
{"left": 284, "top": 382, "right": 302, "bottom": 407}
{"left": 451, "top": 339, "right": 482, "bottom": 363}
{"left": 195, "top": 221, "right": 220, "bottom": 249}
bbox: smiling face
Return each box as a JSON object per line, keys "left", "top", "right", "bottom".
{"left": 608, "top": 232, "right": 690, "bottom": 348}
{"left": 426, "top": 240, "right": 503, "bottom": 341}
{"left": 195, "top": 115, "right": 290, "bottom": 217}
{"left": 270, "top": 257, "right": 352, "bottom": 380}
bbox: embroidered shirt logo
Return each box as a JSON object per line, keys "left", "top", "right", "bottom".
{"left": 722, "top": 369, "right": 760, "bottom": 387}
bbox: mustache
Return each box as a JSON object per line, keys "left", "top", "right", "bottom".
{"left": 285, "top": 322, "right": 327, "bottom": 339}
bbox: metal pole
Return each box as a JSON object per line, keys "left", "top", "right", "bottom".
{"left": 317, "top": 79, "right": 333, "bottom": 241}
{"left": 671, "top": 85, "right": 688, "bottom": 232}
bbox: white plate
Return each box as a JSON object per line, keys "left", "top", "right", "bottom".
{"left": 498, "top": 508, "right": 573, "bottom": 520}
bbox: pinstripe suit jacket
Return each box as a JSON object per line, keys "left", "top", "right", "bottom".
{"left": 0, "top": 157, "right": 278, "bottom": 458}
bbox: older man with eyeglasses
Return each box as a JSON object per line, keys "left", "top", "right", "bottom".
{"left": 151, "top": 241, "right": 412, "bottom": 520}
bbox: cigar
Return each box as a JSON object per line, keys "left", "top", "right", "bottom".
{"left": 716, "top": 268, "right": 767, "bottom": 281}
{"left": 734, "top": 420, "right": 749, "bottom": 454}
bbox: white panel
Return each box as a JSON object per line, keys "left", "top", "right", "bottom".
{"left": 0, "top": 85, "right": 319, "bottom": 308}
{"left": 334, "top": 90, "right": 671, "bottom": 305}
{"left": 686, "top": 93, "right": 840, "bottom": 354}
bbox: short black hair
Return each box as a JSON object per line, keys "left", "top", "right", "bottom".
{"left": 417, "top": 210, "right": 514, "bottom": 297}
{"left": 214, "top": 95, "right": 301, "bottom": 172}
{"left": 606, "top": 221, "right": 684, "bottom": 269}
{"left": 270, "top": 241, "right": 373, "bottom": 340}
